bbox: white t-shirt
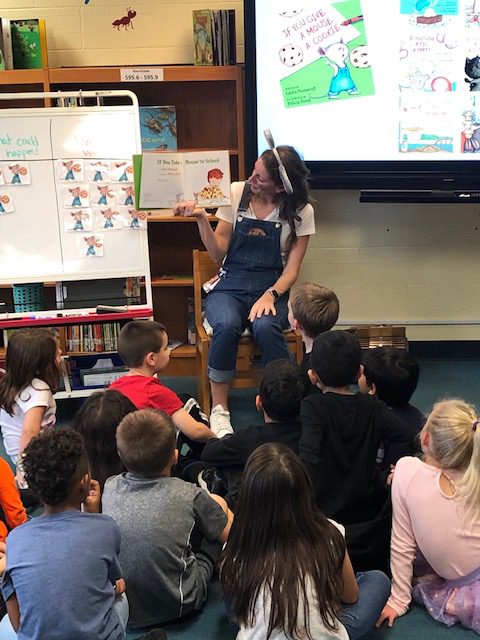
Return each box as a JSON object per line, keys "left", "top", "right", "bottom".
{"left": 235, "top": 520, "right": 348, "bottom": 640}
{"left": 216, "top": 182, "right": 316, "bottom": 264}
{"left": 0, "top": 378, "right": 56, "bottom": 461}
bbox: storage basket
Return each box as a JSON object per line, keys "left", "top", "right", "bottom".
{"left": 12, "top": 283, "right": 44, "bottom": 313}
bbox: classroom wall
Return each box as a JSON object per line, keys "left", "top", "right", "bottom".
{"left": 2, "top": 0, "right": 479, "bottom": 340}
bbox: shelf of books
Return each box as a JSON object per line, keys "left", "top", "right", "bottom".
{"left": 0, "top": 309, "right": 153, "bottom": 398}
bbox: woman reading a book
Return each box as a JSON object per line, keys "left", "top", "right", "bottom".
{"left": 174, "top": 141, "right": 315, "bottom": 434}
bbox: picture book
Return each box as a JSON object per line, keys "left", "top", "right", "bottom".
{"left": 139, "top": 106, "right": 177, "bottom": 151}
{"left": 11, "top": 18, "right": 47, "bottom": 69}
{"left": 193, "top": 10, "right": 214, "bottom": 65}
{"left": 139, "top": 150, "right": 231, "bottom": 209}
{"left": 0, "top": 18, "right": 13, "bottom": 70}
{"left": 193, "top": 9, "right": 236, "bottom": 66}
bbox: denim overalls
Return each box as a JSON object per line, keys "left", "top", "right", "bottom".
{"left": 204, "top": 184, "right": 291, "bottom": 383}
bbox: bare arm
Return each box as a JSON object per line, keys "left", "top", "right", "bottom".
{"left": 19, "top": 406, "right": 45, "bottom": 454}
{"left": 249, "top": 234, "right": 311, "bottom": 321}
{"left": 174, "top": 202, "right": 233, "bottom": 262}
{"left": 339, "top": 550, "right": 359, "bottom": 604}
{"left": 171, "top": 407, "right": 216, "bottom": 442}
{"left": 209, "top": 494, "right": 233, "bottom": 543}
{"left": 6, "top": 593, "right": 20, "bottom": 632}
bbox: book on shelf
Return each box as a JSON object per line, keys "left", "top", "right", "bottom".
{"left": 193, "top": 9, "right": 236, "bottom": 66}
{"left": 139, "top": 106, "right": 177, "bottom": 151}
{"left": 10, "top": 18, "right": 48, "bottom": 69}
{"left": 0, "top": 18, "right": 13, "bottom": 70}
{"left": 139, "top": 149, "right": 231, "bottom": 209}
{"left": 66, "top": 322, "right": 120, "bottom": 353}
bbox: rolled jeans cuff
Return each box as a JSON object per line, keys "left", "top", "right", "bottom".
{"left": 208, "top": 366, "right": 235, "bottom": 383}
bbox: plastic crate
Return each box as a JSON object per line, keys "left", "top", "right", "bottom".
{"left": 12, "top": 283, "right": 44, "bottom": 313}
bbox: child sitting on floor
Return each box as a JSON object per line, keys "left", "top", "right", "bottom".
{"left": 377, "top": 399, "right": 480, "bottom": 634}
{"left": 0, "top": 429, "right": 128, "bottom": 640}
{"left": 102, "top": 408, "right": 233, "bottom": 629}
{"left": 72, "top": 389, "right": 137, "bottom": 491}
{"left": 221, "top": 442, "right": 390, "bottom": 640}
{"left": 288, "top": 282, "right": 339, "bottom": 396}
{"left": 201, "top": 359, "right": 304, "bottom": 508}
{"left": 359, "top": 346, "right": 425, "bottom": 432}
{"left": 0, "top": 329, "right": 61, "bottom": 489}
{"left": 299, "top": 330, "right": 418, "bottom": 573}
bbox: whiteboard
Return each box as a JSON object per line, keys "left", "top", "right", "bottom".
{"left": 0, "top": 103, "right": 150, "bottom": 286}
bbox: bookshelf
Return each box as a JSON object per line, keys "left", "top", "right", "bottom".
{"left": 0, "top": 64, "right": 245, "bottom": 375}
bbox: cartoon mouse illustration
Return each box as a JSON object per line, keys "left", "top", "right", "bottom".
{"left": 321, "top": 42, "right": 358, "bottom": 99}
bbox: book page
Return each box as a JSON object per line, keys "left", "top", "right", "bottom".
{"left": 139, "top": 152, "right": 185, "bottom": 208}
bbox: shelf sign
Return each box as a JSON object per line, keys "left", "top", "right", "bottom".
{"left": 120, "top": 68, "right": 164, "bottom": 82}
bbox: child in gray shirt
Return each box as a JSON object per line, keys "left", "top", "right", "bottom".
{"left": 102, "top": 408, "right": 232, "bottom": 629}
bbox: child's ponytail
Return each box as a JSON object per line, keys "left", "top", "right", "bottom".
{"left": 459, "top": 417, "right": 480, "bottom": 516}
{"left": 426, "top": 399, "right": 480, "bottom": 515}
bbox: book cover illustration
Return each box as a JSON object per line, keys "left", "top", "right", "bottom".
{"left": 11, "top": 19, "right": 47, "bottom": 69}
{"left": 139, "top": 150, "right": 231, "bottom": 209}
{"left": 193, "top": 10, "right": 214, "bottom": 65}
{"left": 0, "top": 18, "right": 14, "bottom": 70}
{"left": 139, "top": 106, "right": 177, "bottom": 151}
{"left": 272, "top": 0, "right": 374, "bottom": 108}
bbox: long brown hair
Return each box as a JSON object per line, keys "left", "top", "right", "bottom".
{"left": 220, "top": 443, "right": 345, "bottom": 639}
{"left": 0, "top": 328, "right": 59, "bottom": 415}
{"left": 261, "top": 145, "right": 312, "bottom": 253}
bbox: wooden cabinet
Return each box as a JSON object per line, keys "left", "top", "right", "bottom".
{"left": 0, "top": 65, "right": 245, "bottom": 375}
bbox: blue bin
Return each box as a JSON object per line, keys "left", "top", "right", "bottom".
{"left": 12, "top": 283, "right": 44, "bottom": 313}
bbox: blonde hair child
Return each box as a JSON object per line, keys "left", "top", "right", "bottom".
{"left": 377, "top": 399, "right": 480, "bottom": 633}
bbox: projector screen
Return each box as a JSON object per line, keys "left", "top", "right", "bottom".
{"left": 245, "top": 0, "right": 480, "bottom": 191}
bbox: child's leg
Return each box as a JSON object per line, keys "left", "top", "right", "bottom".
{"left": 339, "top": 570, "right": 391, "bottom": 640}
{"left": 0, "top": 614, "right": 17, "bottom": 639}
{"left": 113, "top": 592, "right": 129, "bottom": 638}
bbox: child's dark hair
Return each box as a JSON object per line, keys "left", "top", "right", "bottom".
{"left": 117, "top": 320, "right": 166, "bottom": 368}
{"left": 72, "top": 389, "right": 137, "bottom": 489}
{"left": 0, "top": 328, "right": 60, "bottom": 415}
{"left": 259, "top": 360, "right": 304, "bottom": 421}
{"left": 23, "top": 429, "right": 88, "bottom": 506}
{"left": 362, "top": 346, "right": 419, "bottom": 407}
{"left": 310, "top": 330, "right": 362, "bottom": 388}
{"left": 221, "top": 443, "right": 345, "bottom": 639}
{"left": 116, "top": 408, "right": 175, "bottom": 477}
{"left": 261, "top": 145, "right": 311, "bottom": 253}
{"left": 289, "top": 282, "right": 339, "bottom": 338}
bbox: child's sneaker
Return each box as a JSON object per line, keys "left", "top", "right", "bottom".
{"left": 209, "top": 404, "right": 234, "bottom": 438}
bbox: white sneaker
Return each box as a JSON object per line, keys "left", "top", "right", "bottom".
{"left": 209, "top": 404, "right": 234, "bottom": 438}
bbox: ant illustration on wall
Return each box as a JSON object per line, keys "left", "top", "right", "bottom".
{"left": 112, "top": 7, "right": 137, "bottom": 30}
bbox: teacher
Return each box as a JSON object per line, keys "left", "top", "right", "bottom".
{"left": 175, "top": 142, "right": 315, "bottom": 434}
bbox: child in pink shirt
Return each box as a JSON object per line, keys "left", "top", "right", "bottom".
{"left": 377, "top": 399, "right": 480, "bottom": 633}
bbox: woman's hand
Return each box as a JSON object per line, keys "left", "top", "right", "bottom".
{"left": 376, "top": 605, "right": 399, "bottom": 628}
{"left": 173, "top": 200, "right": 206, "bottom": 219}
{"left": 248, "top": 292, "right": 276, "bottom": 321}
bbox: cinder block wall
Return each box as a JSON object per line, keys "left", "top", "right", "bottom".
{"left": 2, "top": 0, "right": 479, "bottom": 340}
